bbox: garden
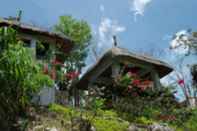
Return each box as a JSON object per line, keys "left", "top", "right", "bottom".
{"left": 0, "top": 13, "right": 197, "bottom": 131}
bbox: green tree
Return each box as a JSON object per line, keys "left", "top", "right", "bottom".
{"left": 54, "top": 15, "right": 92, "bottom": 73}
{"left": 0, "top": 27, "right": 53, "bottom": 129}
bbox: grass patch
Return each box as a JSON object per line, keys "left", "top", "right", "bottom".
{"left": 48, "top": 104, "right": 129, "bottom": 131}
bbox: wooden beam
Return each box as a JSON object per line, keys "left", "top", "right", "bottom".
{"left": 93, "top": 77, "right": 114, "bottom": 86}
{"left": 139, "top": 69, "right": 150, "bottom": 77}
{"left": 89, "top": 54, "right": 113, "bottom": 83}
{"left": 116, "top": 56, "right": 154, "bottom": 70}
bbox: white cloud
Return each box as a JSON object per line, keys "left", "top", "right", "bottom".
{"left": 169, "top": 30, "right": 191, "bottom": 55}
{"left": 129, "top": 0, "right": 153, "bottom": 20}
{"left": 99, "top": 4, "right": 105, "bottom": 12}
{"left": 84, "top": 18, "right": 126, "bottom": 72}
{"left": 97, "top": 18, "right": 126, "bottom": 49}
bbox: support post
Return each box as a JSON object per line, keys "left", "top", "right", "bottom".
{"left": 151, "top": 69, "right": 161, "bottom": 89}
{"left": 30, "top": 39, "right": 37, "bottom": 58}
{"left": 74, "top": 87, "right": 80, "bottom": 107}
{"left": 112, "top": 63, "right": 120, "bottom": 78}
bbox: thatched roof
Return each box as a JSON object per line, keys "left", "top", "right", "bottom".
{"left": 77, "top": 47, "right": 173, "bottom": 89}
{"left": 0, "top": 18, "right": 73, "bottom": 52}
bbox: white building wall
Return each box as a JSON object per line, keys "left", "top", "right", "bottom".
{"left": 32, "top": 86, "right": 56, "bottom": 106}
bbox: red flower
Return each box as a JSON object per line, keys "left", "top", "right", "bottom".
{"left": 65, "top": 71, "right": 80, "bottom": 80}
{"left": 178, "top": 79, "right": 184, "bottom": 86}
{"left": 129, "top": 67, "right": 139, "bottom": 74}
{"left": 132, "top": 79, "right": 140, "bottom": 86}
{"left": 137, "top": 80, "right": 153, "bottom": 91}
{"left": 142, "top": 80, "right": 152, "bottom": 85}
{"left": 139, "top": 86, "right": 147, "bottom": 91}
{"left": 51, "top": 58, "right": 64, "bottom": 66}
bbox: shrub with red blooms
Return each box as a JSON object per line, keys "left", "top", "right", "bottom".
{"left": 118, "top": 67, "right": 153, "bottom": 94}
{"left": 138, "top": 80, "right": 153, "bottom": 91}
{"left": 132, "top": 79, "right": 140, "bottom": 86}
{"left": 65, "top": 71, "right": 80, "bottom": 80}
{"left": 42, "top": 58, "right": 67, "bottom": 81}
{"left": 51, "top": 58, "right": 64, "bottom": 66}
{"left": 129, "top": 67, "right": 139, "bottom": 74}
{"left": 42, "top": 63, "right": 57, "bottom": 80}
{"left": 42, "top": 59, "right": 80, "bottom": 83}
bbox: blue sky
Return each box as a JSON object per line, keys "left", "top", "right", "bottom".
{"left": 1, "top": 0, "right": 197, "bottom": 66}
{"left": 1, "top": 0, "right": 197, "bottom": 53}
{"left": 1, "top": 0, "right": 197, "bottom": 100}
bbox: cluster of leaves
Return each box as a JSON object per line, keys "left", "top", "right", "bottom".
{"left": 0, "top": 27, "right": 53, "bottom": 129}
{"left": 165, "top": 108, "right": 197, "bottom": 131}
{"left": 115, "top": 66, "right": 153, "bottom": 97}
{"left": 47, "top": 15, "right": 92, "bottom": 92}
{"left": 114, "top": 87, "right": 178, "bottom": 122}
{"left": 184, "top": 108, "right": 197, "bottom": 131}
{"left": 54, "top": 15, "right": 92, "bottom": 73}
{"left": 49, "top": 104, "right": 129, "bottom": 131}
{"left": 42, "top": 58, "right": 79, "bottom": 80}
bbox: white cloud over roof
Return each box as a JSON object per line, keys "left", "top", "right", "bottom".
{"left": 170, "top": 30, "right": 191, "bottom": 55}
{"left": 129, "top": 0, "right": 153, "bottom": 20}
{"left": 98, "top": 17, "right": 126, "bottom": 48}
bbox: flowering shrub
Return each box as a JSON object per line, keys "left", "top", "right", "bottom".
{"left": 42, "top": 57, "right": 80, "bottom": 89}
{"left": 114, "top": 87, "right": 178, "bottom": 124}
{"left": 111, "top": 65, "right": 180, "bottom": 125}
{"left": 43, "top": 58, "right": 74, "bottom": 77}
{"left": 42, "top": 58, "right": 62, "bottom": 77}
{"left": 65, "top": 71, "right": 80, "bottom": 80}
{"left": 51, "top": 58, "right": 64, "bottom": 67}
{"left": 115, "top": 65, "right": 153, "bottom": 96}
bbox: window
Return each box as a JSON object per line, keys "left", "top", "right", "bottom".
{"left": 21, "top": 39, "right": 31, "bottom": 48}
{"left": 36, "top": 42, "right": 50, "bottom": 59}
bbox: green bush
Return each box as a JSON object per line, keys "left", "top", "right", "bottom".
{"left": 96, "top": 109, "right": 118, "bottom": 118}
{"left": 114, "top": 87, "right": 177, "bottom": 123}
{"left": 135, "top": 117, "right": 154, "bottom": 125}
{"left": 49, "top": 104, "right": 72, "bottom": 114}
{"left": 93, "top": 118, "right": 129, "bottom": 131}
{"left": 48, "top": 104, "right": 78, "bottom": 119}
{"left": 49, "top": 104, "right": 129, "bottom": 131}
{"left": 184, "top": 108, "right": 197, "bottom": 131}
{"left": 93, "top": 108, "right": 129, "bottom": 131}
{"left": 0, "top": 27, "right": 53, "bottom": 129}
{"left": 165, "top": 108, "right": 197, "bottom": 131}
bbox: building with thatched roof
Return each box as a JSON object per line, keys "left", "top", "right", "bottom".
{"left": 0, "top": 18, "right": 73, "bottom": 54}
{"left": 74, "top": 47, "right": 173, "bottom": 106}
{"left": 77, "top": 47, "right": 173, "bottom": 89}
{"left": 0, "top": 17, "right": 74, "bottom": 106}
